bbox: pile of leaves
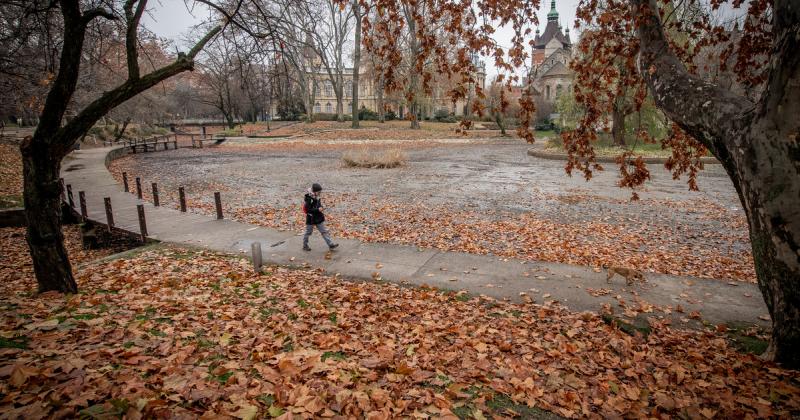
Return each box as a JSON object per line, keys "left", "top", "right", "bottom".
{"left": 0, "top": 233, "right": 798, "bottom": 418}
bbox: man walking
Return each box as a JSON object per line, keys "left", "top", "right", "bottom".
{"left": 303, "top": 183, "right": 338, "bottom": 251}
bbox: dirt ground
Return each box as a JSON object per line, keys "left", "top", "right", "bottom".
{"left": 110, "top": 137, "right": 754, "bottom": 282}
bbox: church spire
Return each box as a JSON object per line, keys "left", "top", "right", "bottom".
{"left": 547, "top": 0, "right": 559, "bottom": 22}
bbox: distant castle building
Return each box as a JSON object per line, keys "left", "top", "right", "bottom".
{"left": 529, "top": 0, "right": 573, "bottom": 114}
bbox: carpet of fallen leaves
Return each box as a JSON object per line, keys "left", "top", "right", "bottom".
{"left": 192, "top": 196, "right": 754, "bottom": 282}
{"left": 0, "top": 143, "right": 23, "bottom": 198}
{"left": 108, "top": 142, "right": 756, "bottom": 282}
{"left": 0, "top": 231, "right": 798, "bottom": 419}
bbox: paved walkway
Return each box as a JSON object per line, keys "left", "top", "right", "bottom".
{"left": 61, "top": 146, "right": 770, "bottom": 328}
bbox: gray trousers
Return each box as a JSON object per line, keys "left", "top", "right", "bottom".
{"left": 303, "top": 222, "right": 333, "bottom": 247}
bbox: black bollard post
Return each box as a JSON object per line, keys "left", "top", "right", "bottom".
{"left": 135, "top": 177, "right": 142, "bottom": 199}
{"left": 137, "top": 204, "right": 148, "bottom": 241}
{"left": 122, "top": 172, "right": 129, "bottom": 192}
{"left": 104, "top": 197, "right": 114, "bottom": 232}
{"left": 66, "top": 184, "right": 74, "bottom": 207}
{"left": 152, "top": 183, "right": 159, "bottom": 206}
{"left": 179, "top": 187, "right": 187, "bottom": 212}
{"left": 214, "top": 192, "right": 223, "bottom": 220}
{"left": 78, "top": 191, "right": 87, "bottom": 221}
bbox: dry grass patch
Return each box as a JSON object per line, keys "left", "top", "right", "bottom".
{"left": 341, "top": 147, "right": 407, "bottom": 168}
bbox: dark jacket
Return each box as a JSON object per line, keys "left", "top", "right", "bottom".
{"left": 304, "top": 193, "right": 325, "bottom": 225}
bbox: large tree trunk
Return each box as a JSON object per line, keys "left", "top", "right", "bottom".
{"left": 631, "top": 0, "right": 800, "bottom": 368}
{"left": 611, "top": 102, "right": 626, "bottom": 146}
{"left": 21, "top": 140, "right": 77, "bottom": 293}
{"left": 351, "top": 0, "right": 362, "bottom": 129}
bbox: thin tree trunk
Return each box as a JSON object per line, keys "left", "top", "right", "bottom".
{"left": 377, "top": 77, "right": 385, "bottom": 123}
{"left": 611, "top": 102, "right": 626, "bottom": 146}
{"left": 351, "top": 0, "right": 362, "bottom": 128}
{"left": 113, "top": 118, "right": 131, "bottom": 142}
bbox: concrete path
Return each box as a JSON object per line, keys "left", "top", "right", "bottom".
{"left": 61, "top": 146, "right": 770, "bottom": 328}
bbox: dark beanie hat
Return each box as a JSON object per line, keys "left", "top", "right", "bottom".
{"left": 312, "top": 183, "right": 322, "bottom": 192}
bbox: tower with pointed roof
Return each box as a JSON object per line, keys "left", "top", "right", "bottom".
{"left": 528, "top": 0, "right": 574, "bottom": 119}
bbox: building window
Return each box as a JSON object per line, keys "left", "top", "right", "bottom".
{"left": 324, "top": 81, "right": 333, "bottom": 96}
{"left": 325, "top": 103, "right": 332, "bottom": 113}
{"left": 546, "top": 85, "right": 550, "bottom": 100}
{"left": 314, "top": 102, "right": 321, "bottom": 113}
{"left": 556, "top": 84, "right": 562, "bottom": 97}
{"left": 345, "top": 80, "right": 353, "bottom": 97}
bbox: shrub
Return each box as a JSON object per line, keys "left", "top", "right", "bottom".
{"left": 385, "top": 110, "right": 397, "bottom": 121}
{"left": 358, "top": 106, "right": 379, "bottom": 121}
{"left": 341, "top": 147, "right": 407, "bottom": 169}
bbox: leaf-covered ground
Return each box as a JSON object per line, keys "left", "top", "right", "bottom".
{"left": 0, "top": 229, "right": 797, "bottom": 419}
{"left": 110, "top": 141, "right": 755, "bottom": 282}
{"left": 0, "top": 143, "right": 23, "bottom": 208}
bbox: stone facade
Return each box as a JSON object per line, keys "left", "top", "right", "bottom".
{"left": 301, "top": 56, "right": 486, "bottom": 119}
{"left": 529, "top": 0, "right": 573, "bottom": 115}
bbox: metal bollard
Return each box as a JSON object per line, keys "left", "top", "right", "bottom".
{"left": 137, "top": 204, "right": 148, "bottom": 241}
{"left": 104, "top": 197, "right": 114, "bottom": 232}
{"left": 251, "top": 242, "right": 263, "bottom": 273}
{"left": 214, "top": 192, "right": 223, "bottom": 220}
{"left": 152, "top": 183, "right": 159, "bottom": 206}
{"left": 179, "top": 187, "right": 187, "bottom": 212}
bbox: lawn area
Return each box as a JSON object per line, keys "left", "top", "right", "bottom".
{"left": 0, "top": 229, "right": 798, "bottom": 418}
{"left": 545, "top": 133, "right": 681, "bottom": 158}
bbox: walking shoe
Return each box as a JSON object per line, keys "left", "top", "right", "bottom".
{"left": 329, "top": 243, "right": 339, "bottom": 250}
{"left": 303, "top": 245, "right": 311, "bottom": 251}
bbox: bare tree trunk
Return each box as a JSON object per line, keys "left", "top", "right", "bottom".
{"left": 611, "top": 103, "right": 626, "bottom": 146}
{"left": 351, "top": 0, "right": 362, "bottom": 128}
{"left": 113, "top": 117, "right": 131, "bottom": 142}
{"left": 377, "top": 77, "right": 385, "bottom": 123}
{"left": 631, "top": 0, "right": 800, "bottom": 368}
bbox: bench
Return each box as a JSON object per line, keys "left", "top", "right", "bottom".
{"left": 189, "top": 133, "right": 224, "bottom": 148}
{"left": 126, "top": 134, "right": 178, "bottom": 153}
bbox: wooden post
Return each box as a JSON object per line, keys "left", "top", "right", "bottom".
{"left": 152, "top": 183, "right": 159, "bottom": 206}
{"left": 179, "top": 187, "right": 187, "bottom": 212}
{"left": 214, "top": 192, "right": 223, "bottom": 220}
{"left": 78, "top": 191, "right": 87, "bottom": 220}
{"left": 190, "top": 134, "right": 195, "bottom": 148}
{"left": 251, "top": 242, "right": 263, "bottom": 273}
{"left": 104, "top": 197, "right": 114, "bottom": 232}
{"left": 137, "top": 204, "right": 148, "bottom": 241}
{"left": 59, "top": 178, "right": 66, "bottom": 201}
{"left": 173, "top": 134, "right": 178, "bottom": 149}
{"left": 66, "top": 184, "right": 74, "bottom": 207}
{"left": 135, "top": 177, "right": 142, "bottom": 199}
{"left": 122, "top": 172, "right": 129, "bottom": 192}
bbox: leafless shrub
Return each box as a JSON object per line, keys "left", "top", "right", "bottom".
{"left": 342, "top": 147, "right": 407, "bottom": 169}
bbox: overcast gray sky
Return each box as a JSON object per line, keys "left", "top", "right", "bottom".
{"left": 142, "top": 0, "right": 581, "bottom": 78}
